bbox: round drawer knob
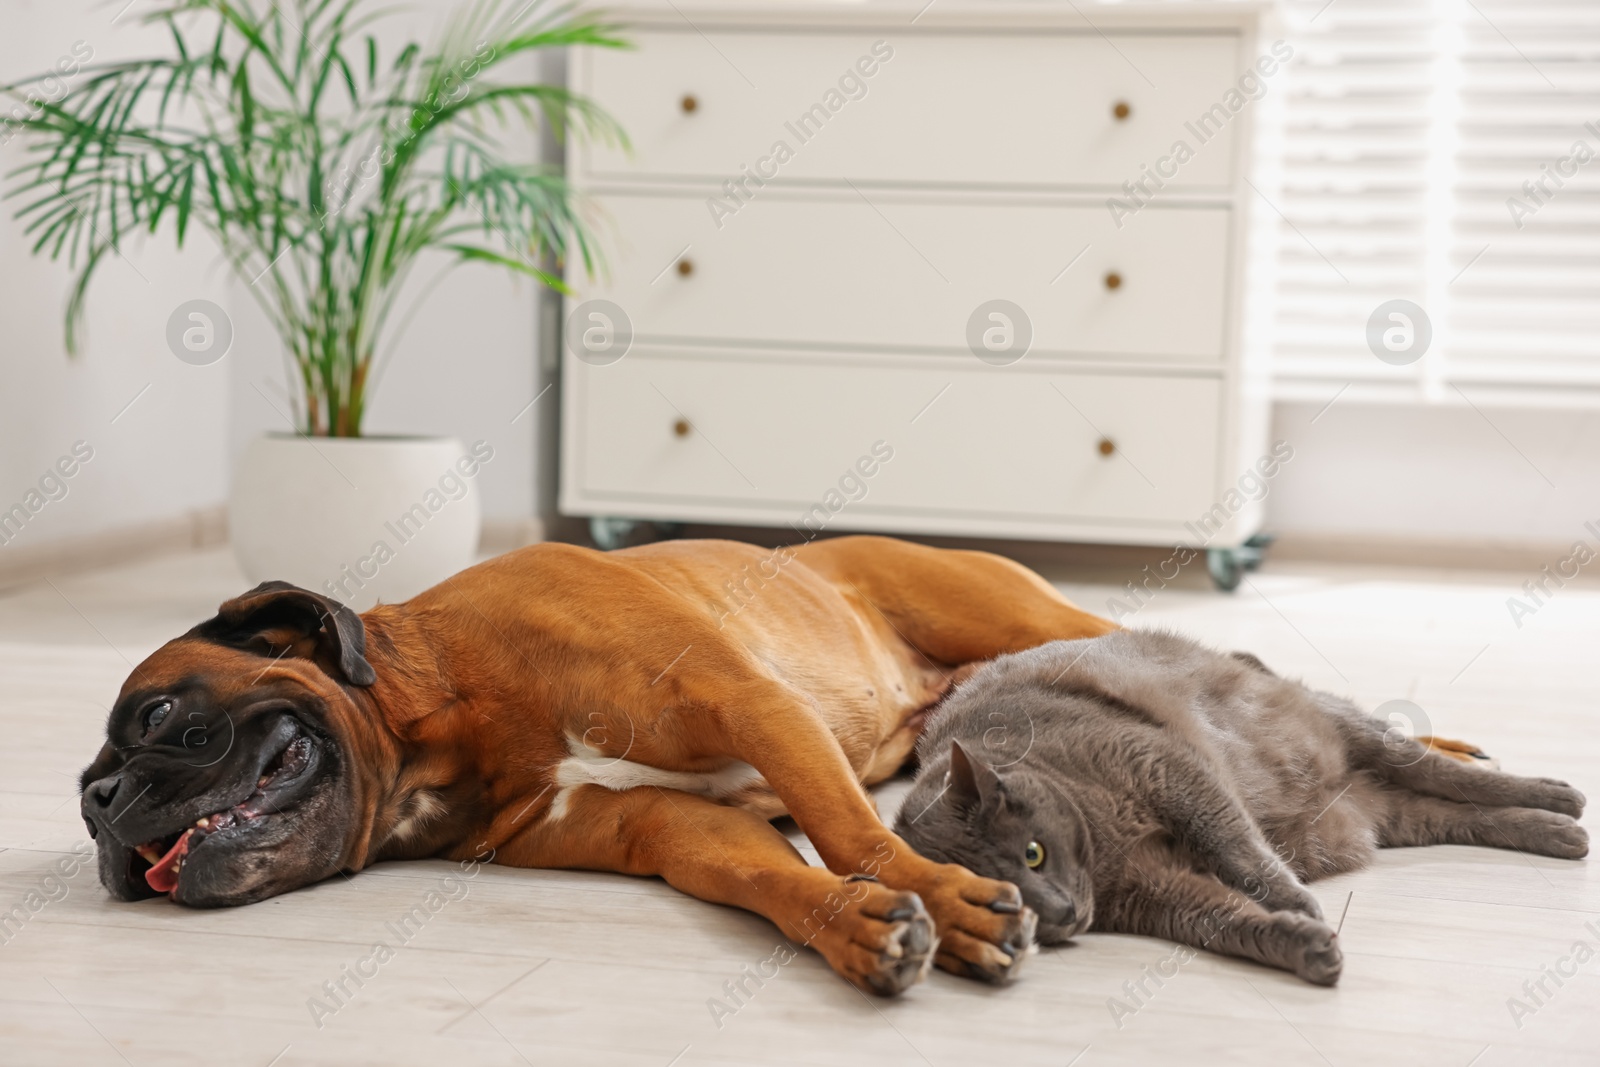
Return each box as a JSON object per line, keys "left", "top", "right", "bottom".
{"left": 673, "top": 418, "right": 692, "bottom": 438}
{"left": 1097, "top": 437, "right": 1116, "bottom": 457}
{"left": 1104, "top": 271, "right": 1122, "bottom": 291}
{"left": 1113, "top": 100, "right": 1132, "bottom": 121}
{"left": 681, "top": 94, "right": 698, "bottom": 114}
{"left": 676, "top": 258, "right": 694, "bottom": 277}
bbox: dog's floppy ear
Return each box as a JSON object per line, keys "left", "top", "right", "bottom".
{"left": 196, "top": 581, "right": 377, "bottom": 687}
{"left": 948, "top": 740, "right": 1003, "bottom": 811}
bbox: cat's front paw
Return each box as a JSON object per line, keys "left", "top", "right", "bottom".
{"left": 1259, "top": 879, "right": 1324, "bottom": 921}
{"left": 1291, "top": 921, "right": 1343, "bottom": 986}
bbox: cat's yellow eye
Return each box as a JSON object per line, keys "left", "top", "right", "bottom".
{"left": 1024, "top": 841, "right": 1046, "bottom": 869}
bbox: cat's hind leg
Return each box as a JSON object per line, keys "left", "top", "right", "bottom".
{"left": 1100, "top": 857, "right": 1343, "bottom": 986}
{"left": 1378, "top": 790, "right": 1588, "bottom": 859}
{"left": 1388, "top": 749, "right": 1582, "bottom": 816}
{"left": 1339, "top": 714, "right": 1583, "bottom": 817}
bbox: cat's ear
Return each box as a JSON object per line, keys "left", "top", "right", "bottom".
{"left": 948, "top": 740, "right": 1003, "bottom": 810}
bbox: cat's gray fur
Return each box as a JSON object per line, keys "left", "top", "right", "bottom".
{"left": 893, "top": 631, "right": 1587, "bottom": 985}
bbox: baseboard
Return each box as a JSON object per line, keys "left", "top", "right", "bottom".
{"left": 0, "top": 509, "right": 547, "bottom": 590}
{"left": 1269, "top": 531, "right": 1581, "bottom": 574}
{"left": 0, "top": 510, "right": 1568, "bottom": 589}
{"left": 639, "top": 521, "right": 1196, "bottom": 576}
{"left": 0, "top": 505, "right": 229, "bottom": 591}
{"left": 568, "top": 519, "right": 1579, "bottom": 579}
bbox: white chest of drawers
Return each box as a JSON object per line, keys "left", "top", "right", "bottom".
{"left": 559, "top": 1, "right": 1280, "bottom": 580}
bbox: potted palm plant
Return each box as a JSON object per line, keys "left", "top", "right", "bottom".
{"left": 4, "top": 0, "right": 623, "bottom": 605}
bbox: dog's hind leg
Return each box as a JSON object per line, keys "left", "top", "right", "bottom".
{"left": 1415, "top": 735, "right": 1499, "bottom": 769}
{"left": 513, "top": 784, "right": 938, "bottom": 996}
{"left": 1376, "top": 790, "right": 1588, "bottom": 859}
{"left": 790, "top": 535, "right": 1117, "bottom": 665}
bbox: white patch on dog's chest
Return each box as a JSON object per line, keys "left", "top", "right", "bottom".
{"left": 389, "top": 789, "right": 444, "bottom": 843}
{"left": 548, "top": 737, "right": 767, "bottom": 820}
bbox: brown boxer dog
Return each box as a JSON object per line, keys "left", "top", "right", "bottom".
{"left": 77, "top": 534, "right": 1491, "bottom": 995}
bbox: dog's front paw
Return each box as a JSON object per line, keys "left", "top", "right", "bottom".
{"left": 921, "top": 866, "right": 1037, "bottom": 984}
{"left": 811, "top": 883, "right": 936, "bottom": 997}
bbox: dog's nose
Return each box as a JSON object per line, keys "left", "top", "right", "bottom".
{"left": 82, "top": 774, "right": 122, "bottom": 814}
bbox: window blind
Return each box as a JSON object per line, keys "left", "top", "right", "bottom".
{"left": 1270, "top": 0, "right": 1600, "bottom": 407}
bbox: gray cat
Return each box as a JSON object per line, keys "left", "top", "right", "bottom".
{"left": 893, "top": 630, "right": 1587, "bottom": 985}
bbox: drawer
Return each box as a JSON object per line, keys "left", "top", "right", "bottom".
{"left": 574, "top": 194, "right": 1231, "bottom": 361}
{"left": 578, "top": 31, "right": 1243, "bottom": 189}
{"left": 567, "top": 354, "right": 1223, "bottom": 526}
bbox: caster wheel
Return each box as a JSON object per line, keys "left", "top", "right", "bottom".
{"left": 1240, "top": 531, "right": 1275, "bottom": 573}
{"left": 1207, "top": 548, "right": 1244, "bottom": 592}
{"left": 1208, "top": 533, "right": 1274, "bottom": 591}
{"left": 652, "top": 522, "right": 686, "bottom": 541}
{"left": 589, "top": 516, "right": 639, "bottom": 551}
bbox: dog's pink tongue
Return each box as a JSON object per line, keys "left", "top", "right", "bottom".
{"left": 144, "top": 830, "right": 192, "bottom": 894}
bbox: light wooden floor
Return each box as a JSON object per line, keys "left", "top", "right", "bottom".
{"left": 2, "top": 548, "right": 1596, "bottom": 1066}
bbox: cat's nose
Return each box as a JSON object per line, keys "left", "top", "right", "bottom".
{"left": 1054, "top": 902, "right": 1077, "bottom": 928}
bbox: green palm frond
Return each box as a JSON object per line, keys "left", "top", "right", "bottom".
{"left": 3, "top": 0, "right": 626, "bottom": 436}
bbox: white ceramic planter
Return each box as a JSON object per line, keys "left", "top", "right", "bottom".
{"left": 230, "top": 434, "right": 484, "bottom": 610}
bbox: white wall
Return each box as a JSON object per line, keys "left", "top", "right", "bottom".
{"left": 1, "top": 1, "right": 232, "bottom": 549}
{"left": 1270, "top": 401, "right": 1600, "bottom": 549}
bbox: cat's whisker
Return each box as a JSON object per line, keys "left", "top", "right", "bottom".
{"left": 1335, "top": 891, "right": 1353, "bottom": 936}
